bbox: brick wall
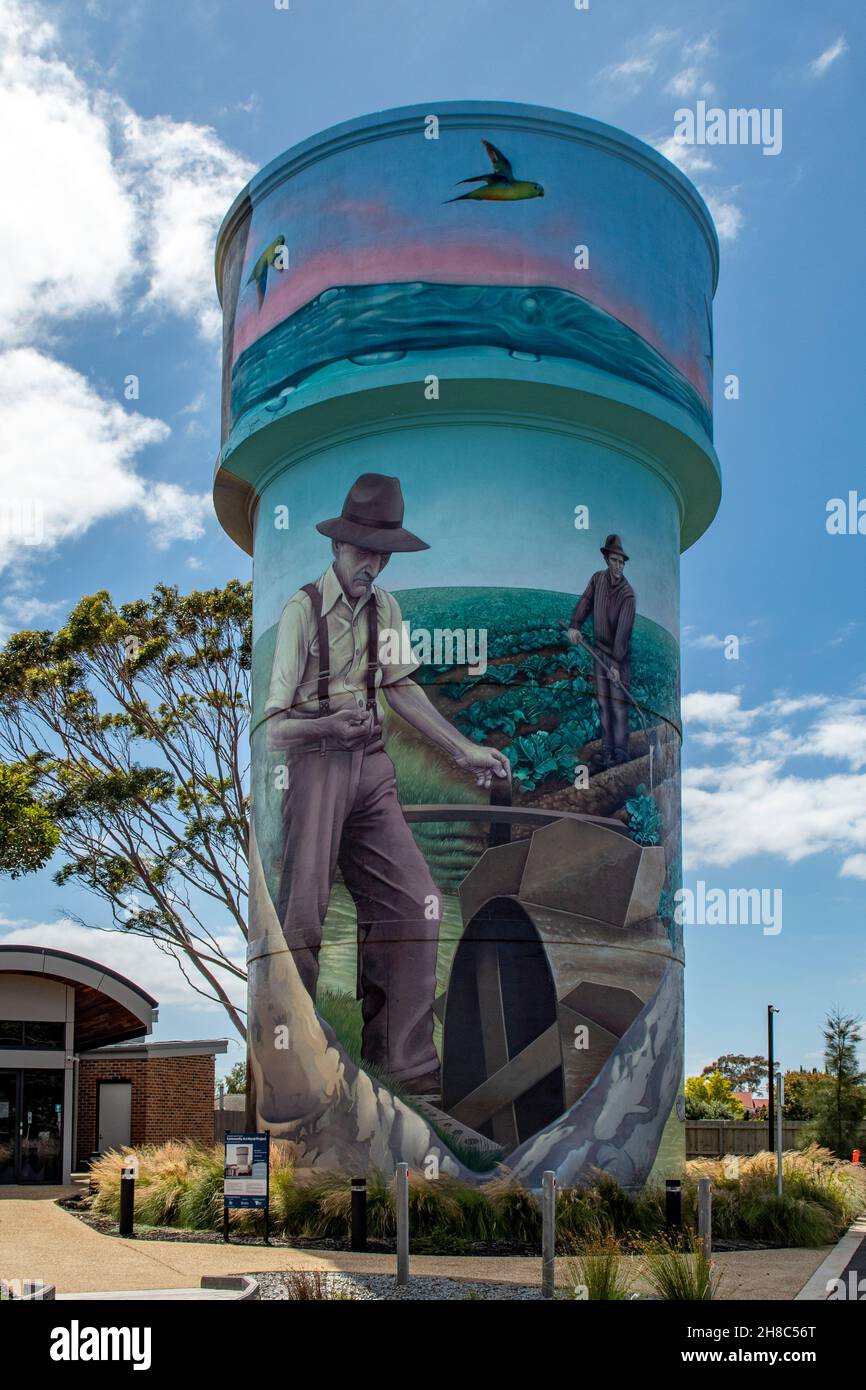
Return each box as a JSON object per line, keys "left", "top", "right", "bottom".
{"left": 77, "top": 1054, "right": 215, "bottom": 1165}
{"left": 76, "top": 1059, "right": 148, "bottom": 1165}
{"left": 143, "top": 1056, "right": 215, "bottom": 1148}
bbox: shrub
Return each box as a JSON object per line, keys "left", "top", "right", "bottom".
{"left": 483, "top": 1176, "right": 542, "bottom": 1242}
{"left": 683, "top": 1145, "right": 866, "bottom": 1246}
{"left": 685, "top": 1071, "right": 746, "bottom": 1118}
{"left": 282, "top": 1271, "right": 361, "bottom": 1300}
{"left": 639, "top": 1231, "right": 720, "bottom": 1300}
{"left": 86, "top": 1139, "right": 862, "bottom": 1252}
{"left": 561, "top": 1222, "right": 635, "bottom": 1300}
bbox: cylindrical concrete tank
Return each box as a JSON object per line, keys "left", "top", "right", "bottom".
{"left": 214, "top": 102, "right": 720, "bottom": 1188}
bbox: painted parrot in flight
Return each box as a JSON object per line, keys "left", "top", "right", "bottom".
{"left": 246, "top": 234, "right": 287, "bottom": 308}
{"left": 444, "top": 140, "right": 545, "bottom": 203}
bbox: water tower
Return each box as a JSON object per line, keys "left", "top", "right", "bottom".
{"left": 214, "top": 102, "right": 720, "bottom": 1185}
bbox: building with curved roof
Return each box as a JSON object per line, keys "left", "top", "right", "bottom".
{"left": 0, "top": 946, "right": 227, "bottom": 1184}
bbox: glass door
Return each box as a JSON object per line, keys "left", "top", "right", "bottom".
{"left": 0, "top": 1071, "right": 17, "bottom": 1183}
{"left": 18, "top": 1070, "right": 63, "bottom": 1182}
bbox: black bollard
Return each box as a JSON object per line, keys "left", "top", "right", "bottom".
{"left": 351, "top": 1177, "right": 367, "bottom": 1252}
{"left": 665, "top": 1178, "right": 682, "bottom": 1236}
{"left": 119, "top": 1162, "right": 136, "bottom": 1237}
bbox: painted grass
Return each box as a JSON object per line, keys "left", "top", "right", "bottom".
{"left": 316, "top": 987, "right": 502, "bottom": 1174}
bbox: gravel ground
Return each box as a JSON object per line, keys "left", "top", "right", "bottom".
{"left": 250, "top": 1270, "right": 546, "bottom": 1300}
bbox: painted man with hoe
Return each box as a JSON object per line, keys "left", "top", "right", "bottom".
{"left": 567, "top": 534, "right": 636, "bottom": 769}
{"left": 265, "top": 473, "right": 509, "bottom": 1096}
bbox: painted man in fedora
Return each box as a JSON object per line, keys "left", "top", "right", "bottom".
{"left": 567, "top": 534, "right": 636, "bottom": 769}
{"left": 265, "top": 472, "right": 509, "bottom": 1096}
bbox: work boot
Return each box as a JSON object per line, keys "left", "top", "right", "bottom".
{"left": 401, "top": 1069, "right": 441, "bottom": 1100}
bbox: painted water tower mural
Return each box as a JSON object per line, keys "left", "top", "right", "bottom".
{"left": 213, "top": 102, "right": 721, "bottom": 1187}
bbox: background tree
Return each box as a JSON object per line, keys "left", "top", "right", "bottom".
{"left": 0, "top": 583, "right": 251, "bottom": 1036}
{"left": 0, "top": 761, "right": 60, "bottom": 876}
{"left": 221, "top": 1061, "right": 247, "bottom": 1095}
{"left": 803, "top": 1010, "right": 866, "bottom": 1157}
{"left": 702, "top": 1053, "right": 768, "bottom": 1093}
{"left": 685, "top": 1070, "right": 746, "bottom": 1120}
{"left": 782, "top": 1068, "right": 829, "bottom": 1122}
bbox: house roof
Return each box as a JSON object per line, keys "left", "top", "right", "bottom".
{"left": 0, "top": 944, "right": 158, "bottom": 1050}
{"left": 82, "top": 1038, "right": 230, "bottom": 1059}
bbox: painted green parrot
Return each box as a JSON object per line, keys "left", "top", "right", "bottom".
{"left": 444, "top": 140, "right": 545, "bottom": 203}
{"left": 246, "top": 234, "right": 287, "bottom": 308}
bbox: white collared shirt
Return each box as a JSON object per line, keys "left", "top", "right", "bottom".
{"left": 265, "top": 564, "right": 419, "bottom": 716}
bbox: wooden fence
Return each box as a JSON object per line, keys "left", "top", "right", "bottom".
{"left": 213, "top": 1109, "right": 858, "bottom": 1158}
{"left": 214, "top": 1095, "right": 246, "bottom": 1142}
{"left": 686, "top": 1120, "right": 807, "bottom": 1158}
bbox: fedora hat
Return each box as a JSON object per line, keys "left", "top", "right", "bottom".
{"left": 600, "top": 533, "right": 629, "bottom": 562}
{"left": 316, "top": 473, "right": 429, "bottom": 553}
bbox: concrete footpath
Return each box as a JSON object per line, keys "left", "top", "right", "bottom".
{"left": 0, "top": 1187, "right": 829, "bottom": 1300}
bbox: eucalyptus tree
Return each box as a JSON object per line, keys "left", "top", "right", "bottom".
{"left": 0, "top": 582, "right": 251, "bottom": 1036}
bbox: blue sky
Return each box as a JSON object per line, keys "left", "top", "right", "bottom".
{"left": 0, "top": 0, "right": 861, "bottom": 1086}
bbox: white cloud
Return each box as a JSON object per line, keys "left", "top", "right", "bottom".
{"left": 665, "top": 67, "right": 715, "bottom": 99}
{"left": 841, "top": 854, "right": 866, "bottom": 881}
{"left": 177, "top": 393, "right": 207, "bottom": 418}
{"left": 0, "top": 347, "right": 212, "bottom": 570}
{"left": 0, "top": 0, "right": 254, "bottom": 345}
{"left": 665, "top": 67, "right": 699, "bottom": 97}
{"left": 0, "top": 0, "right": 244, "bottom": 574}
{"left": 808, "top": 36, "right": 848, "bottom": 79}
{"left": 654, "top": 135, "right": 715, "bottom": 175}
{"left": 597, "top": 29, "right": 678, "bottom": 93}
{"left": 683, "top": 33, "right": 716, "bottom": 60}
{"left": 809, "top": 713, "right": 866, "bottom": 770}
{"left": 0, "top": 592, "right": 66, "bottom": 644}
{"left": 652, "top": 138, "right": 743, "bottom": 242}
{"left": 682, "top": 690, "right": 754, "bottom": 728}
{"left": 599, "top": 56, "right": 658, "bottom": 90}
{"left": 120, "top": 111, "right": 253, "bottom": 338}
{"left": 684, "top": 630, "right": 752, "bottom": 652}
{"left": 0, "top": 4, "right": 136, "bottom": 345}
{"left": 682, "top": 690, "right": 866, "bottom": 872}
{"left": 652, "top": 32, "right": 741, "bottom": 238}
{"left": 703, "top": 192, "right": 745, "bottom": 242}
{"left": 684, "top": 761, "right": 866, "bottom": 869}
{"left": 829, "top": 621, "right": 859, "bottom": 647}
{"left": 0, "top": 917, "right": 244, "bottom": 1012}
{"left": 137, "top": 482, "right": 211, "bottom": 549}
{"left": 659, "top": 31, "right": 716, "bottom": 99}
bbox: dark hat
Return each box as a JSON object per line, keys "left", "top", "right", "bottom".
{"left": 316, "top": 473, "right": 429, "bottom": 553}
{"left": 600, "top": 533, "right": 629, "bottom": 562}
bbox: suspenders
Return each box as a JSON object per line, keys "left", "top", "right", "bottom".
{"left": 366, "top": 589, "right": 379, "bottom": 712}
{"left": 301, "top": 583, "right": 331, "bottom": 716}
{"left": 300, "top": 582, "right": 380, "bottom": 747}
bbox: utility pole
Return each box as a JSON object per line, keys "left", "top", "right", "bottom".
{"left": 768, "top": 1006, "right": 779, "bottom": 1152}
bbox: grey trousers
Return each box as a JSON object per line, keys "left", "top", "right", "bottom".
{"left": 276, "top": 738, "right": 441, "bottom": 1084}
{"left": 594, "top": 653, "right": 631, "bottom": 762}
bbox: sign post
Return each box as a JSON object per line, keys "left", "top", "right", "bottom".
{"left": 224, "top": 1131, "right": 270, "bottom": 1244}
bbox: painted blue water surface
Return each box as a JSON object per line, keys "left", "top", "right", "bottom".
{"left": 230, "top": 281, "right": 712, "bottom": 438}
